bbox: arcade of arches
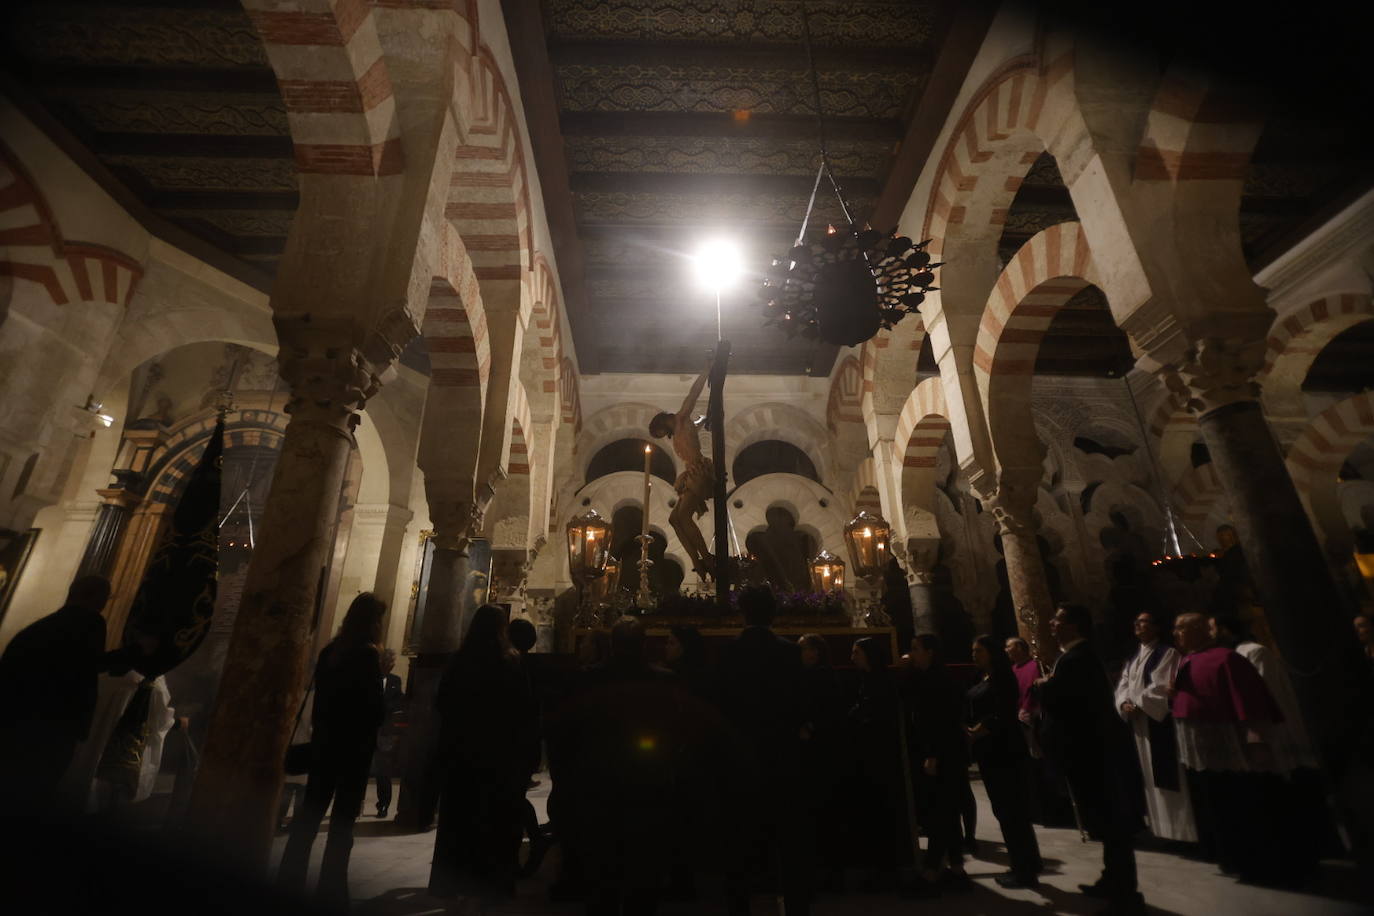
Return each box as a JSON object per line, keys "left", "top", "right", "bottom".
{"left": 1, "top": 0, "right": 1372, "bottom": 897}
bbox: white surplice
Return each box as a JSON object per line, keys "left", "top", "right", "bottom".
{"left": 1114, "top": 640, "right": 1197, "bottom": 842}
{"left": 1236, "top": 641, "right": 1318, "bottom": 773}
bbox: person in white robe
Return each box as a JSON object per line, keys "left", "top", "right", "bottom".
{"left": 60, "top": 669, "right": 174, "bottom": 811}
{"left": 1209, "top": 615, "right": 1317, "bottom": 773}
{"left": 1114, "top": 611, "right": 1197, "bottom": 843}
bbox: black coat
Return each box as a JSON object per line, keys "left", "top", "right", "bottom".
{"left": 907, "top": 664, "right": 967, "bottom": 769}
{"left": 311, "top": 643, "right": 385, "bottom": 753}
{"left": 1036, "top": 641, "right": 1142, "bottom": 830}
{"left": 966, "top": 673, "right": 1026, "bottom": 768}
{"left": 713, "top": 626, "right": 805, "bottom": 772}
{"left": 0, "top": 605, "right": 108, "bottom": 742}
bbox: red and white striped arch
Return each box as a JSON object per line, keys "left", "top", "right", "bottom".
{"left": 423, "top": 274, "right": 489, "bottom": 398}
{"left": 1263, "top": 293, "right": 1374, "bottom": 405}
{"left": 1133, "top": 69, "right": 1260, "bottom": 185}
{"left": 826, "top": 355, "right": 863, "bottom": 434}
{"left": 895, "top": 377, "right": 951, "bottom": 520}
{"left": 974, "top": 222, "right": 1101, "bottom": 465}
{"left": 242, "top": 0, "right": 405, "bottom": 177}
{"left": 447, "top": 47, "right": 532, "bottom": 294}
{"left": 1286, "top": 391, "right": 1374, "bottom": 548}
{"left": 1, "top": 141, "right": 142, "bottom": 309}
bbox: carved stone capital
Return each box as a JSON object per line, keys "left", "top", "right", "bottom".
{"left": 274, "top": 317, "right": 385, "bottom": 432}
{"left": 985, "top": 477, "right": 1040, "bottom": 539}
{"left": 1162, "top": 335, "right": 1265, "bottom": 417}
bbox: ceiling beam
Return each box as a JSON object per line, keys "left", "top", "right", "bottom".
{"left": 569, "top": 171, "right": 883, "bottom": 196}
{"left": 549, "top": 39, "right": 932, "bottom": 72}
{"left": 561, "top": 110, "right": 903, "bottom": 141}
{"left": 9, "top": 64, "right": 280, "bottom": 95}
{"left": 86, "top": 132, "right": 294, "bottom": 158}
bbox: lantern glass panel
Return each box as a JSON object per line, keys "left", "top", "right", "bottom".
{"left": 809, "top": 550, "right": 846, "bottom": 594}
{"left": 844, "top": 511, "right": 892, "bottom": 579}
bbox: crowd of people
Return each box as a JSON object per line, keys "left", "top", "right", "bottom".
{"left": 2, "top": 575, "right": 1367, "bottom": 915}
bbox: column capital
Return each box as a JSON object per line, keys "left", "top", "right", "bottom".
{"left": 982, "top": 462, "right": 1043, "bottom": 539}
{"left": 274, "top": 317, "right": 387, "bottom": 432}
{"left": 1160, "top": 335, "right": 1266, "bottom": 417}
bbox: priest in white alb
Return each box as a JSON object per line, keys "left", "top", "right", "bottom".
{"left": 1114, "top": 611, "right": 1196, "bottom": 842}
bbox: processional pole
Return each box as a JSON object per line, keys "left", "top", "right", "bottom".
{"left": 710, "top": 337, "right": 731, "bottom": 607}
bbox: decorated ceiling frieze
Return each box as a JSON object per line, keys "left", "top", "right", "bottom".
{"left": 556, "top": 63, "right": 923, "bottom": 119}
{"left": 55, "top": 93, "right": 289, "bottom": 136}
{"left": 548, "top": 0, "right": 943, "bottom": 47}
{"left": 565, "top": 134, "right": 891, "bottom": 177}
{"left": 7, "top": 5, "right": 268, "bottom": 70}
{"left": 105, "top": 155, "right": 297, "bottom": 193}
{"left": 574, "top": 189, "right": 867, "bottom": 226}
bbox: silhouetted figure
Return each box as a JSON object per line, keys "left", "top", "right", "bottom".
{"left": 967, "top": 634, "right": 1042, "bottom": 889}
{"left": 664, "top": 624, "right": 710, "bottom": 699}
{"left": 508, "top": 617, "right": 553, "bottom": 877}
{"left": 429, "top": 605, "right": 535, "bottom": 901}
{"left": 553, "top": 616, "right": 710, "bottom": 915}
{"left": 714, "top": 586, "right": 811, "bottom": 914}
{"left": 882, "top": 558, "right": 915, "bottom": 651}
{"left": 371, "top": 648, "right": 405, "bottom": 819}
{"left": 906, "top": 634, "right": 970, "bottom": 889}
{"left": 846, "top": 635, "right": 907, "bottom": 889}
{"left": 1037, "top": 604, "right": 1144, "bottom": 912}
{"left": 277, "top": 593, "right": 387, "bottom": 909}
{"left": 0, "top": 575, "right": 113, "bottom": 814}
{"left": 797, "top": 633, "right": 845, "bottom": 885}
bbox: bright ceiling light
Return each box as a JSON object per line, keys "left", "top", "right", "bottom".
{"left": 693, "top": 238, "right": 742, "bottom": 292}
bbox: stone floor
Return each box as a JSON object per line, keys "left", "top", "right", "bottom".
{"left": 270, "top": 778, "right": 1372, "bottom": 916}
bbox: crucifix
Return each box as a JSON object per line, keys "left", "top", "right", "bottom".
{"left": 646, "top": 240, "right": 738, "bottom": 606}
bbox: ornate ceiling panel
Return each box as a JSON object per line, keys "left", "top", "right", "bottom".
{"left": 2, "top": 0, "right": 294, "bottom": 284}
{"left": 547, "top": 0, "right": 945, "bottom": 46}
{"left": 541, "top": 0, "right": 960, "bottom": 374}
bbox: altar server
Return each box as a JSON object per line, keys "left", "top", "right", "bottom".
{"left": 1114, "top": 612, "right": 1195, "bottom": 843}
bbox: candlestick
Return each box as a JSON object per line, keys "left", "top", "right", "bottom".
{"left": 638, "top": 444, "right": 654, "bottom": 607}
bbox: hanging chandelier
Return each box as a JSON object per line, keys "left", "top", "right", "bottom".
{"left": 758, "top": 2, "right": 941, "bottom": 348}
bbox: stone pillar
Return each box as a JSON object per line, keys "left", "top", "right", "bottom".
{"left": 1167, "top": 337, "right": 1373, "bottom": 765}
{"left": 187, "top": 332, "right": 382, "bottom": 870}
{"left": 987, "top": 482, "right": 1058, "bottom": 663}
{"left": 396, "top": 533, "right": 469, "bottom": 831}
{"left": 77, "top": 473, "right": 143, "bottom": 579}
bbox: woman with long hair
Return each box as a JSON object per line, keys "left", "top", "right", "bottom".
{"left": 278, "top": 592, "right": 388, "bottom": 909}
{"left": 429, "top": 605, "right": 536, "bottom": 900}
{"left": 967, "top": 633, "right": 1042, "bottom": 889}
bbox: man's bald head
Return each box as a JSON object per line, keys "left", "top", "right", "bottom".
{"left": 1172, "top": 612, "right": 1211, "bottom": 654}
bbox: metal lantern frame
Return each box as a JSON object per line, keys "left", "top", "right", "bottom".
{"left": 566, "top": 509, "right": 613, "bottom": 583}
{"left": 844, "top": 509, "right": 892, "bottom": 582}
{"left": 809, "top": 548, "right": 846, "bottom": 595}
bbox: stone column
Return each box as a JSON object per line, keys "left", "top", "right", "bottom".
{"left": 186, "top": 331, "right": 382, "bottom": 870}
{"left": 77, "top": 472, "right": 143, "bottom": 579}
{"left": 395, "top": 470, "right": 484, "bottom": 831}
{"left": 904, "top": 535, "right": 940, "bottom": 647}
{"left": 1167, "top": 337, "right": 1373, "bottom": 764}
{"left": 987, "top": 481, "right": 1058, "bottom": 663}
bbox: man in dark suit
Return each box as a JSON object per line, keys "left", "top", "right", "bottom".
{"left": 1036, "top": 604, "right": 1144, "bottom": 914}
{"left": 0, "top": 575, "right": 114, "bottom": 813}
{"left": 372, "top": 648, "right": 406, "bottom": 818}
{"left": 714, "top": 586, "right": 811, "bottom": 916}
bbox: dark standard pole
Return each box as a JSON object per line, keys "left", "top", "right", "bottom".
{"left": 710, "top": 341, "right": 731, "bottom": 605}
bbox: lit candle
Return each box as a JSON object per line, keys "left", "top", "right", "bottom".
{"left": 642, "top": 443, "right": 652, "bottom": 539}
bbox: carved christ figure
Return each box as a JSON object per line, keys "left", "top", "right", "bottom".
{"left": 649, "top": 363, "right": 715, "bottom": 579}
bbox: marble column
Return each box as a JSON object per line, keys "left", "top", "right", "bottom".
{"left": 186, "top": 334, "right": 382, "bottom": 870}
{"left": 987, "top": 484, "right": 1058, "bottom": 664}
{"left": 77, "top": 473, "right": 143, "bottom": 579}
{"left": 1170, "top": 337, "right": 1372, "bottom": 765}
{"left": 396, "top": 534, "right": 469, "bottom": 831}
